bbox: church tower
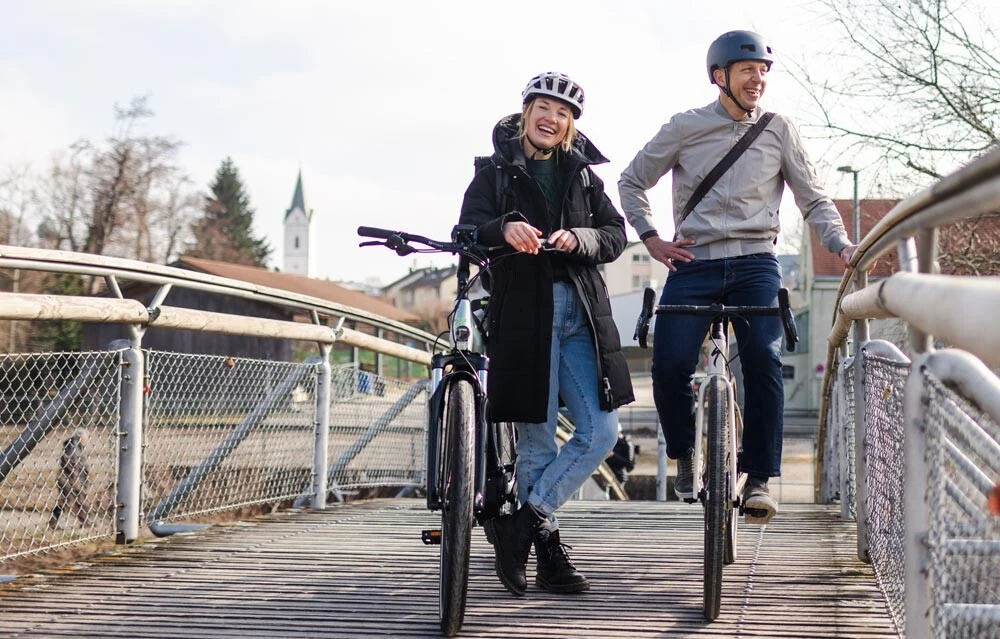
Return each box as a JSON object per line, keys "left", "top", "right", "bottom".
{"left": 283, "top": 171, "right": 311, "bottom": 276}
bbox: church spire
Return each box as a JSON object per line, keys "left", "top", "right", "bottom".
{"left": 283, "top": 170, "right": 311, "bottom": 276}
{"left": 285, "top": 170, "right": 307, "bottom": 220}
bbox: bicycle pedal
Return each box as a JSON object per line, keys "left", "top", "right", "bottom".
{"left": 683, "top": 497, "right": 698, "bottom": 504}
{"left": 421, "top": 529, "right": 441, "bottom": 545}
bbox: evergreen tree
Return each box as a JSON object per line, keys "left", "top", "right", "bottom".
{"left": 189, "top": 158, "right": 271, "bottom": 266}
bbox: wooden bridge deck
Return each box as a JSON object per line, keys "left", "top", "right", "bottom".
{"left": 0, "top": 499, "right": 898, "bottom": 638}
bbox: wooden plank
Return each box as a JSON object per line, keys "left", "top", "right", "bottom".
{"left": 0, "top": 500, "right": 899, "bottom": 638}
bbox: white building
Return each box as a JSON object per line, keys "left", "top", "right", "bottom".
{"left": 283, "top": 172, "right": 311, "bottom": 276}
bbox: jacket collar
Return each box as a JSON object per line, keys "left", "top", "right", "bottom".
{"left": 710, "top": 99, "right": 765, "bottom": 123}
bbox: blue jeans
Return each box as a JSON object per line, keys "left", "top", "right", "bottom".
{"left": 516, "top": 282, "right": 619, "bottom": 528}
{"left": 651, "top": 254, "right": 784, "bottom": 477}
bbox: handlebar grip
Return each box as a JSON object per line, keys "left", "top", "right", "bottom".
{"left": 634, "top": 287, "right": 656, "bottom": 349}
{"left": 778, "top": 288, "right": 799, "bottom": 352}
{"left": 357, "top": 226, "right": 396, "bottom": 239}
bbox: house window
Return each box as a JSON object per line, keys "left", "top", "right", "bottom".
{"left": 781, "top": 364, "right": 796, "bottom": 380}
{"left": 632, "top": 253, "right": 650, "bottom": 263}
{"left": 632, "top": 275, "right": 641, "bottom": 289}
{"left": 294, "top": 236, "right": 300, "bottom": 249}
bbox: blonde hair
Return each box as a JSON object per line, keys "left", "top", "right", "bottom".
{"left": 517, "top": 98, "right": 577, "bottom": 154}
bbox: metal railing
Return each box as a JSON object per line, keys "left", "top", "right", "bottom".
{"left": 0, "top": 247, "right": 627, "bottom": 566}
{"left": 817, "top": 147, "right": 1000, "bottom": 638}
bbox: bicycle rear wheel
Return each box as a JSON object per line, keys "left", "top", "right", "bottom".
{"left": 439, "top": 379, "right": 475, "bottom": 637}
{"left": 481, "top": 420, "right": 517, "bottom": 542}
{"left": 703, "top": 376, "right": 728, "bottom": 622}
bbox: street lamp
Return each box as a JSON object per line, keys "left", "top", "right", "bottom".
{"left": 837, "top": 165, "right": 861, "bottom": 243}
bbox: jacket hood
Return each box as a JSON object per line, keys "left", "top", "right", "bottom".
{"left": 491, "top": 113, "right": 609, "bottom": 168}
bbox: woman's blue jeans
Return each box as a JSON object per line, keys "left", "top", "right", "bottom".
{"left": 516, "top": 281, "right": 619, "bottom": 528}
{"left": 651, "top": 254, "right": 784, "bottom": 478}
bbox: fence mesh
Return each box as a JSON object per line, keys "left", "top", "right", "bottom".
{"left": 842, "top": 359, "right": 857, "bottom": 518}
{"left": 821, "top": 375, "right": 841, "bottom": 504}
{"left": 327, "top": 366, "right": 427, "bottom": 493}
{"left": 863, "top": 352, "right": 909, "bottom": 635}
{"left": 922, "top": 370, "right": 1000, "bottom": 638}
{"left": 143, "top": 351, "right": 317, "bottom": 525}
{"left": 0, "top": 350, "right": 122, "bottom": 563}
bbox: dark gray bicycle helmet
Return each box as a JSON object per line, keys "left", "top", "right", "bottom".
{"left": 706, "top": 30, "right": 774, "bottom": 84}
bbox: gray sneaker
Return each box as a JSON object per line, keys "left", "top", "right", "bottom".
{"left": 674, "top": 453, "right": 695, "bottom": 501}
{"left": 742, "top": 476, "right": 778, "bottom": 524}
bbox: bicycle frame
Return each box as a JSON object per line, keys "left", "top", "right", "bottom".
{"left": 425, "top": 252, "right": 492, "bottom": 514}
{"left": 691, "top": 317, "right": 745, "bottom": 507}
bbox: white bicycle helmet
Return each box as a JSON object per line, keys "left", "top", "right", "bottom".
{"left": 522, "top": 72, "right": 585, "bottom": 119}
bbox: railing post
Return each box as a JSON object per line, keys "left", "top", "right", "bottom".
{"left": 114, "top": 339, "right": 144, "bottom": 544}
{"left": 837, "top": 356, "right": 853, "bottom": 520}
{"left": 903, "top": 353, "right": 933, "bottom": 639}
{"left": 656, "top": 425, "right": 667, "bottom": 502}
{"left": 313, "top": 345, "right": 331, "bottom": 510}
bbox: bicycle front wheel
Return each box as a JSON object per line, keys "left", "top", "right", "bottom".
{"left": 725, "top": 403, "right": 744, "bottom": 566}
{"left": 439, "top": 379, "right": 475, "bottom": 637}
{"left": 703, "top": 376, "right": 729, "bottom": 622}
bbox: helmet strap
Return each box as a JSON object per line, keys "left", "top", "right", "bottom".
{"left": 523, "top": 133, "right": 557, "bottom": 159}
{"left": 721, "top": 68, "right": 753, "bottom": 118}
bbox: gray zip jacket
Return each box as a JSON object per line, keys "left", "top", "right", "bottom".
{"left": 618, "top": 100, "right": 850, "bottom": 260}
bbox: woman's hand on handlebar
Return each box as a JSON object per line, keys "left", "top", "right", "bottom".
{"left": 503, "top": 221, "right": 544, "bottom": 254}
{"left": 546, "top": 229, "right": 578, "bottom": 253}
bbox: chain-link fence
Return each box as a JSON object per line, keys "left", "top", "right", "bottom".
{"left": 327, "top": 366, "right": 427, "bottom": 495}
{"left": 824, "top": 343, "right": 1000, "bottom": 638}
{"left": 863, "top": 352, "right": 910, "bottom": 636}
{"left": 0, "top": 350, "right": 122, "bottom": 561}
{"left": 923, "top": 370, "right": 1000, "bottom": 639}
{"left": 143, "top": 351, "right": 320, "bottom": 526}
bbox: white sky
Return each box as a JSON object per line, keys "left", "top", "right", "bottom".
{"left": 1, "top": 0, "right": 861, "bottom": 284}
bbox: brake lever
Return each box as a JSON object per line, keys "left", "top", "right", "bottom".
{"left": 359, "top": 240, "right": 385, "bottom": 248}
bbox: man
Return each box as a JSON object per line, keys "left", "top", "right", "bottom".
{"left": 618, "top": 30, "right": 856, "bottom": 524}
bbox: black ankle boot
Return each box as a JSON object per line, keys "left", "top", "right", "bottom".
{"left": 534, "top": 529, "right": 590, "bottom": 593}
{"left": 486, "top": 503, "right": 544, "bottom": 596}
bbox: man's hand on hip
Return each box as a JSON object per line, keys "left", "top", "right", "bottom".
{"left": 644, "top": 236, "right": 696, "bottom": 272}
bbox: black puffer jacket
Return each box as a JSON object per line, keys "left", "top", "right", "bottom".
{"left": 459, "top": 114, "right": 634, "bottom": 423}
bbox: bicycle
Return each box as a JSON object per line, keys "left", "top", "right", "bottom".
{"left": 634, "top": 286, "right": 798, "bottom": 621}
{"left": 357, "top": 223, "right": 530, "bottom": 636}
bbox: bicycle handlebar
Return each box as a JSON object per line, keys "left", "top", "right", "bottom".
{"left": 357, "top": 225, "right": 571, "bottom": 261}
{"left": 634, "top": 286, "right": 799, "bottom": 352}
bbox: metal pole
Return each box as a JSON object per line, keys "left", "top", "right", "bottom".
{"left": 313, "top": 345, "right": 331, "bottom": 509}
{"left": 656, "top": 425, "right": 667, "bottom": 501}
{"left": 115, "top": 339, "right": 144, "bottom": 544}
{"left": 852, "top": 171, "right": 861, "bottom": 243}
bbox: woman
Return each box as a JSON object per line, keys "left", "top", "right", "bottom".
{"left": 459, "top": 71, "right": 634, "bottom": 596}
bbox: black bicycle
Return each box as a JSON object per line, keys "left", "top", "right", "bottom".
{"left": 634, "top": 287, "right": 798, "bottom": 620}
{"left": 358, "top": 224, "right": 523, "bottom": 636}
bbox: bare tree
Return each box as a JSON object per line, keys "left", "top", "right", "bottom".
{"left": 791, "top": 0, "right": 999, "bottom": 191}
{"left": 31, "top": 97, "right": 199, "bottom": 291}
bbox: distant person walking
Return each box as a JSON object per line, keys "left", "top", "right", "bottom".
{"left": 459, "top": 71, "right": 634, "bottom": 596}
{"left": 49, "top": 429, "right": 91, "bottom": 529}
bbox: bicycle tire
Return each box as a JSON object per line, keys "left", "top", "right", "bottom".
{"left": 439, "top": 379, "right": 475, "bottom": 637}
{"left": 724, "top": 403, "right": 744, "bottom": 565}
{"left": 703, "top": 376, "right": 728, "bottom": 622}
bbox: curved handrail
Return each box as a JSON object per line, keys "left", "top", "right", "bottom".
{"left": 814, "top": 146, "right": 1000, "bottom": 495}
{"left": 0, "top": 244, "right": 438, "bottom": 346}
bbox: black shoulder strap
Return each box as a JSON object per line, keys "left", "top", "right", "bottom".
{"left": 678, "top": 111, "right": 775, "bottom": 227}
{"left": 474, "top": 155, "right": 509, "bottom": 214}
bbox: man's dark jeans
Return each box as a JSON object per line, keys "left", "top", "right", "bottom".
{"left": 651, "top": 253, "right": 784, "bottom": 477}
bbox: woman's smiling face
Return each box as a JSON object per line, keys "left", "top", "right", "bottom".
{"left": 522, "top": 97, "right": 572, "bottom": 155}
